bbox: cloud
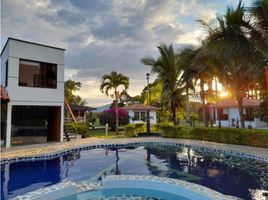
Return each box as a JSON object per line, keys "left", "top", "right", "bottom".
{"left": 1, "top": 0, "right": 234, "bottom": 106}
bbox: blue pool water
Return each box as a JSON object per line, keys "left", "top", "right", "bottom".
{"left": 62, "top": 188, "right": 191, "bottom": 200}
{"left": 1, "top": 144, "right": 268, "bottom": 200}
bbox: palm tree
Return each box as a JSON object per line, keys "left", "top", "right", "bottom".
{"left": 194, "top": 51, "right": 221, "bottom": 126}
{"left": 142, "top": 44, "right": 183, "bottom": 125}
{"left": 250, "top": 0, "right": 268, "bottom": 59}
{"left": 199, "top": 1, "right": 264, "bottom": 128}
{"left": 177, "top": 47, "right": 198, "bottom": 123}
{"left": 100, "top": 71, "right": 129, "bottom": 133}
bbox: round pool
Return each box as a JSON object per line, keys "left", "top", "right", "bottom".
{"left": 1, "top": 143, "right": 268, "bottom": 200}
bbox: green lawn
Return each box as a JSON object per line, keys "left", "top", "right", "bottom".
{"left": 87, "top": 129, "right": 127, "bottom": 138}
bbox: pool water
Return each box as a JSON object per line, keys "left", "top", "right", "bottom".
{"left": 70, "top": 188, "right": 190, "bottom": 200}
{"left": 1, "top": 144, "right": 268, "bottom": 200}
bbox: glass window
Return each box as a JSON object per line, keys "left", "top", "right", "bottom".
{"left": 133, "top": 112, "right": 140, "bottom": 120}
{"left": 140, "top": 112, "right": 146, "bottom": 121}
{"left": 244, "top": 108, "right": 254, "bottom": 121}
{"left": 19, "top": 59, "right": 57, "bottom": 88}
{"left": 11, "top": 106, "right": 61, "bottom": 146}
{"left": 217, "top": 108, "right": 228, "bottom": 120}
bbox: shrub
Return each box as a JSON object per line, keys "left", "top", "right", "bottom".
{"left": 160, "top": 125, "right": 186, "bottom": 138}
{"left": 86, "top": 112, "right": 97, "bottom": 129}
{"left": 124, "top": 123, "right": 146, "bottom": 137}
{"left": 153, "top": 124, "right": 268, "bottom": 148}
{"left": 64, "top": 122, "right": 89, "bottom": 138}
{"left": 125, "top": 124, "right": 136, "bottom": 137}
{"left": 99, "top": 108, "right": 129, "bottom": 131}
{"left": 75, "top": 124, "right": 88, "bottom": 137}
{"left": 135, "top": 123, "right": 146, "bottom": 133}
{"left": 188, "top": 127, "right": 268, "bottom": 148}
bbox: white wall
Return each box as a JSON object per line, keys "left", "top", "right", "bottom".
{"left": 1, "top": 42, "right": 9, "bottom": 86}
{"left": 5, "top": 39, "right": 64, "bottom": 103}
{"left": 128, "top": 110, "right": 157, "bottom": 124}
{"left": 215, "top": 107, "right": 266, "bottom": 128}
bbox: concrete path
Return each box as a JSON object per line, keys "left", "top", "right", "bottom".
{"left": 1, "top": 137, "right": 268, "bottom": 160}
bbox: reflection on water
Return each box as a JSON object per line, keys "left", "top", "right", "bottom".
{"left": 1, "top": 145, "right": 267, "bottom": 200}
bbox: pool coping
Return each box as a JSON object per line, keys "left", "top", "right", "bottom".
{"left": 1, "top": 137, "right": 268, "bottom": 163}
{"left": 11, "top": 175, "right": 243, "bottom": 200}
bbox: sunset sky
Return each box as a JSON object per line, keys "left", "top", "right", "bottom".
{"left": 1, "top": 0, "right": 252, "bottom": 106}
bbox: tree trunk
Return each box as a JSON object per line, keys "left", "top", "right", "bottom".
{"left": 200, "top": 79, "right": 208, "bottom": 126}
{"left": 171, "top": 107, "right": 177, "bottom": 126}
{"left": 237, "top": 96, "right": 245, "bottom": 128}
{"left": 185, "top": 86, "right": 190, "bottom": 123}
{"left": 215, "top": 78, "right": 218, "bottom": 100}
{"left": 115, "top": 90, "right": 119, "bottom": 134}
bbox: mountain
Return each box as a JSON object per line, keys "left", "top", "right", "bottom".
{"left": 93, "top": 104, "right": 111, "bottom": 113}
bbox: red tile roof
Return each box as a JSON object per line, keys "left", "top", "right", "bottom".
{"left": 0, "top": 86, "right": 9, "bottom": 102}
{"left": 207, "top": 98, "right": 260, "bottom": 108}
{"left": 123, "top": 104, "right": 157, "bottom": 110}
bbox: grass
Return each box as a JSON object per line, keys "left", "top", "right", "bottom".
{"left": 87, "top": 129, "right": 127, "bottom": 138}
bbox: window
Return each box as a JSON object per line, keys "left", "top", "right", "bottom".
{"left": 5, "top": 60, "right": 8, "bottom": 87}
{"left": 133, "top": 112, "right": 139, "bottom": 120}
{"left": 217, "top": 108, "right": 228, "bottom": 120}
{"left": 19, "top": 59, "right": 57, "bottom": 88}
{"left": 140, "top": 112, "right": 146, "bottom": 121}
{"left": 244, "top": 108, "right": 254, "bottom": 121}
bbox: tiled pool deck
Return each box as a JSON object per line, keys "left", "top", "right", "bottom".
{"left": 1, "top": 137, "right": 268, "bottom": 161}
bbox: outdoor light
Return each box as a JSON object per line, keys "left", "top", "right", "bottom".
{"left": 146, "top": 73, "right": 150, "bottom": 134}
{"left": 219, "top": 91, "right": 228, "bottom": 98}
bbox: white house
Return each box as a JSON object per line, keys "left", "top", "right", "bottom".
{"left": 122, "top": 104, "right": 157, "bottom": 124}
{"left": 1, "top": 38, "right": 65, "bottom": 147}
{"left": 208, "top": 98, "right": 267, "bottom": 128}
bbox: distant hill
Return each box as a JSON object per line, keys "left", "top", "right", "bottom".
{"left": 93, "top": 104, "right": 111, "bottom": 113}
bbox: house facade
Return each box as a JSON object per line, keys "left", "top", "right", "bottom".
{"left": 208, "top": 98, "right": 267, "bottom": 128}
{"left": 1, "top": 38, "right": 65, "bottom": 147}
{"left": 122, "top": 104, "right": 157, "bottom": 124}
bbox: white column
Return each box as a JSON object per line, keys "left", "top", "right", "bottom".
{"left": 6, "top": 103, "right": 12, "bottom": 147}
{"left": 60, "top": 104, "right": 64, "bottom": 142}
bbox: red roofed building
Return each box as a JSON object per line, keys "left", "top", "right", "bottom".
{"left": 208, "top": 98, "right": 267, "bottom": 128}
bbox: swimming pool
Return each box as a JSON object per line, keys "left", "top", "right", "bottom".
{"left": 1, "top": 142, "right": 268, "bottom": 199}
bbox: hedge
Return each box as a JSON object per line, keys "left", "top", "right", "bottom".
{"left": 153, "top": 123, "right": 188, "bottom": 138}
{"left": 125, "top": 123, "right": 146, "bottom": 137}
{"left": 158, "top": 125, "right": 268, "bottom": 148}
{"left": 188, "top": 127, "right": 268, "bottom": 148}
{"left": 64, "top": 122, "right": 89, "bottom": 138}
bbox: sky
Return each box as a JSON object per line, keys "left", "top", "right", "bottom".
{"left": 1, "top": 0, "right": 252, "bottom": 107}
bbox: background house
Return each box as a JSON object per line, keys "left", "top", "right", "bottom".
{"left": 1, "top": 38, "right": 65, "bottom": 147}
{"left": 122, "top": 104, "right": 157, "bottom": 124}
{"left": 65, "top": 104, "right": 96, "bottom": 122}
{"left": 208, "top": 98, "right": 267, "bottom": 128}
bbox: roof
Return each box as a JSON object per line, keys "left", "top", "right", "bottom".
{"left": 1, "top": 37, "right": 65, "bottom": 56}
{"left": 122, "top": 104, "right": 157, "bottom": 111}
{"left": 207, "top": 98, "right": 260, "bottom": 108}
{"left": 70, "top": 104, "right": 96, "bottom": 111}
{"left": 0, "top": 86, "right": 9, "bottom": 102}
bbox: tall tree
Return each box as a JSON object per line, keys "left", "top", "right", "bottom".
{"left": 250, "top": 0, "right": 268, "bottom": 59}
{"left": 100, "top": 71, "right": 129, "bottom": 133}
{"left": 64, "top": 79, "right": 86, "bottom": 105}
{"left": 142, "top": 44, "right": 183, "bottom": 125}
{"left": 199, "top": 1, "right": 264, "bottom": 128}
{"left": 177, "top": 47, "right": 198, "bottom": 123}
